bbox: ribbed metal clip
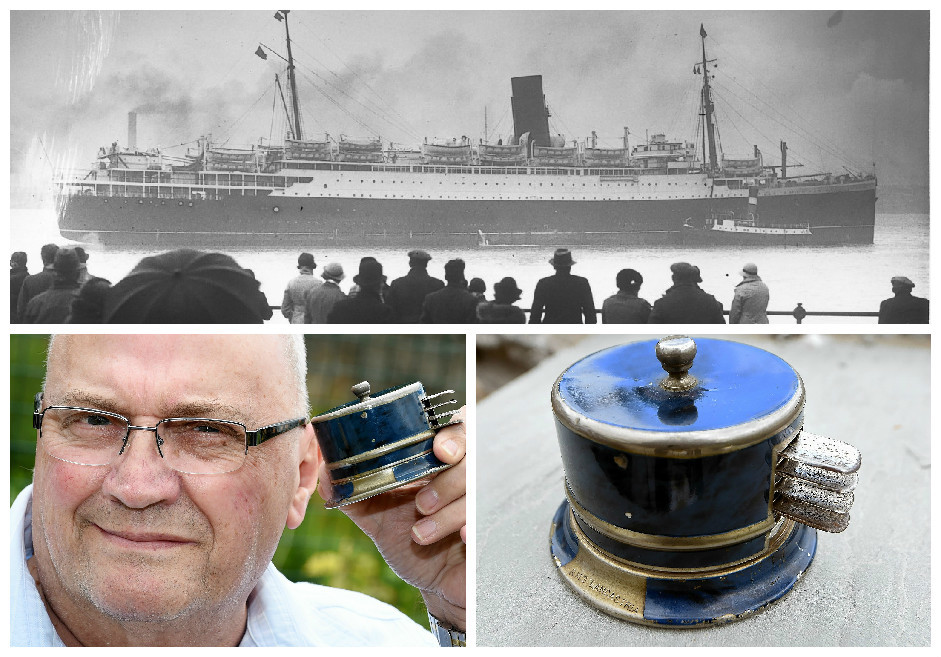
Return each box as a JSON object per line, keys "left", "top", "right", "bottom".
{"left": 420, "top": 390, "right": 460, "bottom": 429}
{"left": 773, "top": 431, "right": 861, "bottom": 533}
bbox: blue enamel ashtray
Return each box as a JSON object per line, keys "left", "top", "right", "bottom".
{"left": 549, "top": 336, "right": 861, "bottom": 627}
{"left": 311, "top": 381, "right": 459, "bottom": 508}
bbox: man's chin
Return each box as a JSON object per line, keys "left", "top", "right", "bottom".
{"left": 81, "top": 573, "right": 205, "bottom": 623}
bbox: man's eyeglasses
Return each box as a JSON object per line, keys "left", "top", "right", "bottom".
{"left": 32, "top": 393, "right": 308, "bottom": 475}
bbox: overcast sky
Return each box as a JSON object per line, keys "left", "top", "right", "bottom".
{"left": 10, "top": 10, "right": 929, "bottom": 204}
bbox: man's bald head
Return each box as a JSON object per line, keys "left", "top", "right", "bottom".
{"left": 45, "top": 335, "right": 309, "bottom": 418}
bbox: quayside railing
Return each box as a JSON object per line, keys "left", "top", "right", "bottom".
{"left": 267, "top": 304, "right": 884, "bottom": 324}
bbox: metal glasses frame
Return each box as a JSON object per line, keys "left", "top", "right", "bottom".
{"left": 32, "top": 392, "right": 307, "bottom": 469}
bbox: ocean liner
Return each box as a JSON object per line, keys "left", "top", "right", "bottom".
{"left": 56, "top": 14, "right": 876, "bottom": 248}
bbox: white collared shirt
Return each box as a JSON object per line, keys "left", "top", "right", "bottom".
{"left": 10, "top": 485, "right": 437, "bottom": 647}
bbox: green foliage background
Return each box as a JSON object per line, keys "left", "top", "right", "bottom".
{"left": 10, "top": 334, "right": 466, "bottom": 626}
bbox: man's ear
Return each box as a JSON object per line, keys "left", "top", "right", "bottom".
{"left": 287, "top": 422, "right": 321, "bottom": 530}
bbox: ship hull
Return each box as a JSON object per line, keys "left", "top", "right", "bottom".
{"left": 58, "top": 184, "right": 875, "bottom": 249}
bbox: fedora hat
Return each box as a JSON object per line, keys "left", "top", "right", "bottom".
{"left": 353, "top": 258, "right": 384, "bottom": 286}
{"left": 297, "top": 252, "right": 316, "bottom": 269}
{"left": 493, "top": 276, "right": 523, "bottom": 303}
{"left": 549, "top": 248, "right": 575, "bottom": 267}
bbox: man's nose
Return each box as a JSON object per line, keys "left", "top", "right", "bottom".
{"left": 100, "top": 427, "right": 181, "bottom": 509}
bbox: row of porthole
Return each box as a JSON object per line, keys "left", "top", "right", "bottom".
{"left": 103, "top": 198, "right": 197, "bottom": 207}
{"left": 340, "top": 179, "right": 702, "bottom": 187}
{"left": 276, "top": 193, "right": 710, "bottom": 208}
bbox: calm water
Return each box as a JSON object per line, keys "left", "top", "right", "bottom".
{"left": 10, "top": 209, "right": 929, "bottom": 324}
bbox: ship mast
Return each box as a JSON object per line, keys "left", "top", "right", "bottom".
{"left": 276, "top": 10, "right": 303, "bottom": 142}
{"left": 699, "top": 24, "right": 718, "bottom": 173}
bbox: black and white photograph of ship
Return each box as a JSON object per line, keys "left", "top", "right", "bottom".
{"left": 10, "top": 10, "right": 929, "bottom": 322}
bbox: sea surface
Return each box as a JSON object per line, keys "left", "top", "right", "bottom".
{"left": 10, "top": 209, "right": 929, "bottom": 324}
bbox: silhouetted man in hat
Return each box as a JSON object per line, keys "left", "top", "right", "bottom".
{"left": 74, "top": 247, "right": 94, "bottom": 285}
{"left": 16, "top": 243, "right": 59, "bottom": 322}
{"left": 386, "top": 250, "right": 444, "bottom": 323}
{"left": 420, "top": 259, "right": 477, "bottom": 324}
{"left": 11, "top": 251, "right": 29, "bottom": 322}
{"left": 327, "top": 258, "right": 393, "bottom": 323}
{"left": 878, "top": 276, "right": 928, "bottom": 324}
{"left": 21, "top": 248, "right": 82, "bottom": 324}
{"left": 529, "top": 248, "right": 596, "bottom": 324}
{"left": 648, "top": 262, "right": 725, "bottom": 324}
{"left": 477, "top": 277, "right": 526, "bottom": 324}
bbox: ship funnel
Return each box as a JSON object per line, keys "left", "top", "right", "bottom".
{"left": 128, "top": 111, "right": 137, "bottom": 151}
{"left": 511, "top": 76, "right": 551, "bottom": 149}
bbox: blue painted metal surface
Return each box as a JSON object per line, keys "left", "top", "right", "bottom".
{"left": 556, "top": 337, "right": 800, "bottom": 433}
{"left": 311, "top": 382, "right": 448, "bottom": 507}
{"left": 550, "top": 337, "right": 818, "bottom": 626}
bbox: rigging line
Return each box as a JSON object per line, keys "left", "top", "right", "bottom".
{"left": 294, "top": 69, "right": 381, "bottom": 140}
{"left": 708, "top": 39, "right": 864, "bottom": 169}
{"left": 289, "top": 41, "right": 417, "bottom": 136}
{"left": 294, "top": 63, "right": 420, "bottom": 142}
{"left": 712, "top": 79, "right": 865, "bottom": 173}
{"left": 287, "top": 32, "right": 419, "bottom": 139}
{"left": 488, "top": 107, "right": 511, "bottom": 143}
{"left": 292, "top": 17, "right": 422, "bottom": 139}
{"left": 714, "top": 91, "right": 829, "bottom": 173}
{"left": 666, "top": 75, "right": 699, "bottom": 143}
{"left": 712, "top": 94, "right": 766, "bottom": 157}
{"left": 294, "top": 69, "right": 381, "bottom": 139}
{"left": 213, "top": 86, "right": 271, "bottom": 147}
{"left": 714, "top": 72, "right": 861, "bottom": 168}
{"left": 269, "top": 81, "right": 278, "bottom": 144}
{"left": 288, "top": 48, "right": 418, "bottom": 138}
{"left": 547, "top": 108, "right": 578, "bottom": 147}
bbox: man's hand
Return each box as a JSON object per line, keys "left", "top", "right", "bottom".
{"left": 317, "top": 406, "right": 466, "bottom": 632}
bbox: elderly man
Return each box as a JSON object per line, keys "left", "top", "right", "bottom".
{"left": 12, "top": 335, "right": 465, "bottom": 646}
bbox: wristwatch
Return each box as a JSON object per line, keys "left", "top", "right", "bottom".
{"left": 428, "top": 613, "right": 466, "bottom": 647}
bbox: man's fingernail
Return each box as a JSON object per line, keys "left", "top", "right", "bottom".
{"left": 441, "top": 438, "right": 459, "bottom": 460}
{"left": 416, "top": 487, "right": 438, "bottom": 514}
{"left": 412, "top": 518, "right": 436, "bottom": 542}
